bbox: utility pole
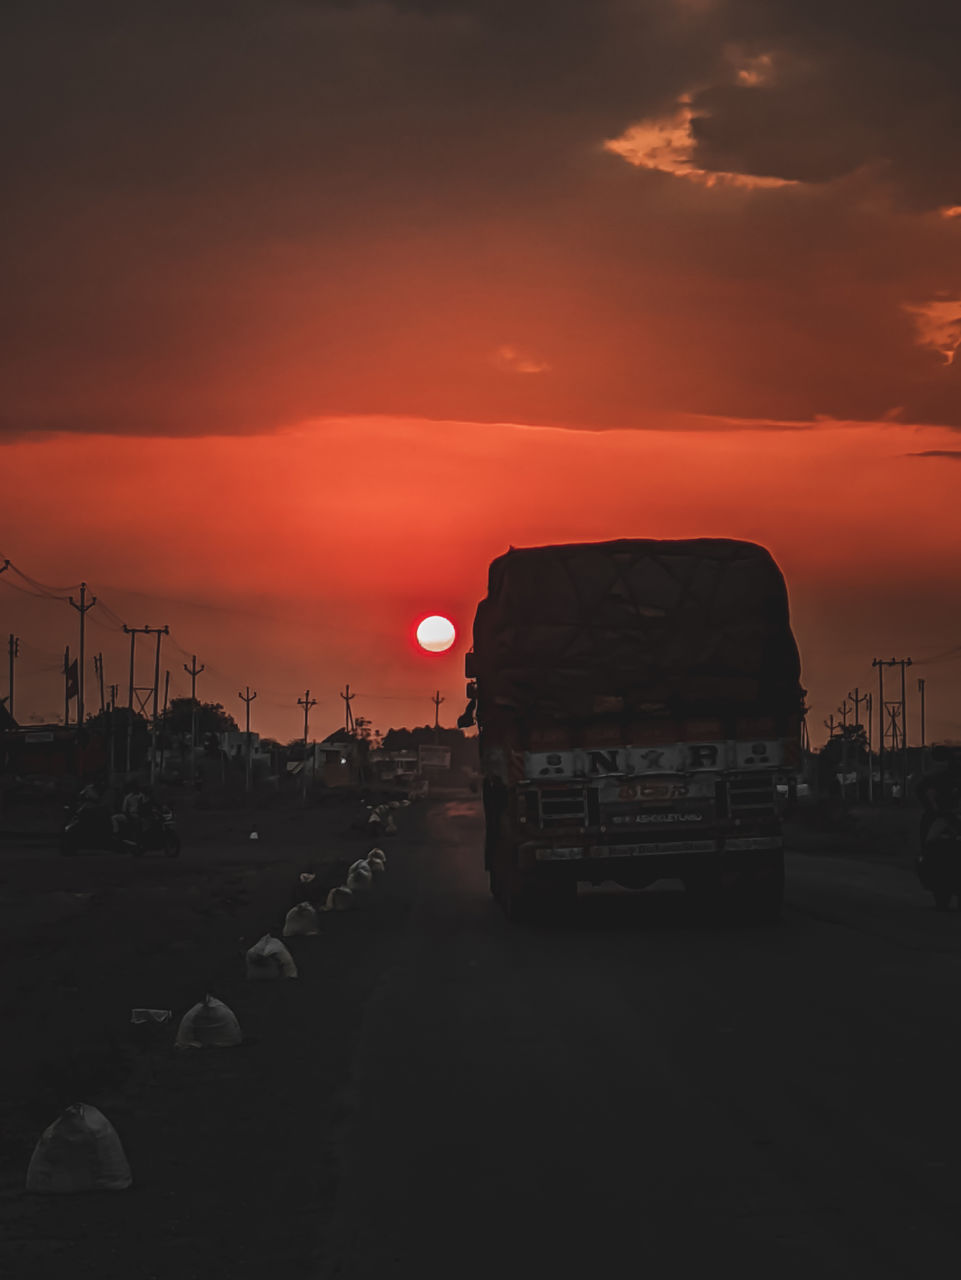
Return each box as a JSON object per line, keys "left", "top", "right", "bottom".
{"left": 848, "top": 687, "right": 866, "bottom": 800}
{"left": 239, "top": 686, "right": 257, "bottom": 795}
{"left": 183, "top": 655, "right": 205, "bottom": 785}
{"left": 885, "top": 702, "right": 902, "bottom": 752}
{"left": 159, "top": 670, "right": 170, "bottom": 782}
{"left": 297, "top": 690, "right": 317, "bottom": 804}
{"left": 108, "top": 684, "right": 118, "bottom": 785}
{"left": 837, "top": 699, "right": 851, "bottom": 729}
{"left": 68, "top": 582, "right": 96, "bottom": 732}
{"left": 872, "top": 658, "right": 912, "bottom": 801}
{"left": 823, "top": 713, "right": 839, "bottom": 740}
{"left": 848, "top": 687, "right": 866, "bottom": 731}
{"left": 341, "top": 684, "right": 355, "bottom": 734}
{"left": 123, "top": 624, "right": 167, "bottom": 778}
{"left": 865, "top": 692, "right": 873, "bottom": 803}
{"left": 7, "top": 634, "right": 19, "bottom": 721}
{"left": 917, "top": 677, "right": 926, "bottom": 749}
{"left": 149, "top": 627, "right": 169, "bottom": 787}
{"left": 64, "top": 646, "right": 70, "bottom": 727}
{"left": 93, "top": 653, "right": 106, "bottom": 713}
{"left": 432, "top": 690, "right": 444, "bottom": 735}
{"left": 124, "top": 627, "right": 138, "bottom": 775}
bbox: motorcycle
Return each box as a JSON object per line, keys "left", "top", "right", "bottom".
{"left": 60, "top": 802, "right": 181, "bottom": 858}
{"left": 916, "top": 812, "right": 961, "bottom": 911}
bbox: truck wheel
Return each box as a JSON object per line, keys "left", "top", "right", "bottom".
{"left": 488, "top": 858, "right": 504, "bottom": 902}
{"left": 502, "top": 867, "right": 535, "bottom": 923}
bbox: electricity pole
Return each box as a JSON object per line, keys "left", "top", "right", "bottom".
{"left": 239, "top": 686, "right": 257, "bottom": 795}
{"left": 823, "top": 713, "right": 839, "bottom": 740}
{"left": 341, "top": 684, "right": 355, "bottom": 734}
{"left": 93, "top": 653, "right": 106, "bottom": 713}
{"left": 872, "top": 658, "right": 912, "bottom": 802}
{"left": 848, "top": 687, "right": 866, "bottom": 731}
{"left": 149, "top": 627, "right": 169, "bottom": 786}
{"left": 837, "top": 699, "right": 851, "bottom": 729}
{"left": 865, "top": 692, "right": 873, "bottom": 803}
{"left": 432, "top": 690, "right": 444, "bottom": 734}
{"left": 68, "top": 582, "right": 96, "bottom": 732}
{"left": 63, "top": 646, "right": 70, "bottom": 726}
{"left": 7, "top": 634, "right": 19, "bottom": 721}
{"left": 297, "top": 690, "right": 316, "bottom": 804}
{"left": 108, "top": 684, "right": 118, "bottom": 785}
{"left": 916, "top": 680, "right": 926, "bottom": 747}
{"left": 848, "top": 687, "right": 866, "bottom": 799}
{"left": 157, "top": 670, "right": 171, "bottom": 781}
{"left": 183, "top": 655, "right": 205, "bottom": 785}
{"left": 123, "top": 624, "right": 167, "bottom": 778}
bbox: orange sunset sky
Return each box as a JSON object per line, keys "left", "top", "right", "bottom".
{"left": 2, "top": 2, "right": 961, "bottom": 746}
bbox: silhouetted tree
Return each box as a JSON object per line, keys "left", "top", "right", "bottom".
{"left": 163, "top": 698, "right": 240, "bottom": 736}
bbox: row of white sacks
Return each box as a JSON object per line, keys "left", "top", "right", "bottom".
{"left": 25, "top": 845, "right": 389, "bottom": 1193}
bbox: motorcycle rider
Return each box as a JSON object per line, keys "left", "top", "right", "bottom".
{"left": 112, "top": 782, "right": 148, "bottom": 842}
{"left": 916, "top": 747, "right": 961, "bottom": 909}
{"left": 916, "top": 747, "right": 961, "bottom": 841}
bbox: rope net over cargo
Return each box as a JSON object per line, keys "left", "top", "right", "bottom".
{"left": 470, "top": 539, "right": 802, "bottom": 730}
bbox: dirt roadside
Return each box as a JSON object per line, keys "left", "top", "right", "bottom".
{"left": 0, "top": 799, "right": 424, "bottom": 1278}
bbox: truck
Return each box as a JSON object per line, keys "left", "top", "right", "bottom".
{"left": 462, "top": 538, "right": 804, "bottom": 922}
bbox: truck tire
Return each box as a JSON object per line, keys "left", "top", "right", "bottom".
{"left": 488, "top": 857, "right": 504, "bottom": 902}
{"left": 502, "top": 864, "right": 536, "bottom": 923}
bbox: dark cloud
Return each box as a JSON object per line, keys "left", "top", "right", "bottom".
{"left": 2, "top": 1, "right": 961, "bottom": 437}
{"left": 907, "top": 450, "right": 961, "bottom": 458}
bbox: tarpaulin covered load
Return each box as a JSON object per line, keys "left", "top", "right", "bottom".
{"left": 471, "top": 539, "right": 802, "bottom": 722}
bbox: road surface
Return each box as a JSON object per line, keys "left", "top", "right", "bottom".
{"left": 2, "top": 796, "right": 959, "bottom": 1279}
{"left": 317, "top": 799, "right": 961, "bottom": 1279}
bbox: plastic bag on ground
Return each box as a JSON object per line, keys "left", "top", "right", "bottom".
{"left": 245, "top": 934, "right": 298, "bottom": 979}
{"left": 283, "top": 902, "right": 320, "bottom": 937}
{"left": 175, "top": 994, "right": 243, "bottom": 1049}
{"left": 325, "top": 885, "right": 354, "bottom": 911}
{"left": 347, "top": 860, "right": 372, "bottom": 891}
{"left": 26, "top": 1104, "right": 132, "bottom": 1193}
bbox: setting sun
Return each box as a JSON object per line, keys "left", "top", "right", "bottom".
{"left": 416, "top": 615, "right": 456, "bottom": 653}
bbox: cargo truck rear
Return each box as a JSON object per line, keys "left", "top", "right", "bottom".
{"left": 463, "top": 538, "right": 804, "bottom": 922}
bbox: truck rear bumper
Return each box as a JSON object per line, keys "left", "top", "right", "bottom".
{"left": 530, "top": 835, "right": 781, "bottom": 860}
{"left": 519, "top": 836, "right": 782, "bottom": 882}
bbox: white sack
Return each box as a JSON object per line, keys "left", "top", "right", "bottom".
{"left": 26, "top": 1104, "right": 132, "bottom": 1194}
{"left": 283, "top": 902, "right": 320, "bottom": 937}
{"left": 347, "top": 861, "right": 372, "bottom": 891}
{"left": 175, "top": 994, "right": 243, "bottom": 1049}
{"left": 245, "top": 934, "right": 298, "bottom": 979}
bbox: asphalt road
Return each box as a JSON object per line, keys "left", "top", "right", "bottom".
{"left": 317, "top": 799, "right": 961, "bottom": 1280}
{"left": 3, "top": 797, "right": 960, "bottom": 1279}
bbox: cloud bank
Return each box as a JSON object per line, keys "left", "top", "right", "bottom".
{"left": 2, "top": 0, "right": 960, "bottom": 437}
